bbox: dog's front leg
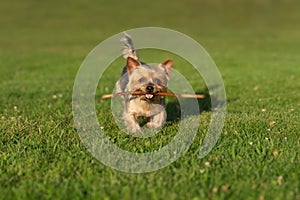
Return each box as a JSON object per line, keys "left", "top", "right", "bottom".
{"left": 123, "top": 112, "right": 141, "bottom": 133}
{"left": 146, "top": 109, "right": 166, "bottom": 129}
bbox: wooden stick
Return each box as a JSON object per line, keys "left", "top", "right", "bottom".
{"left": 157, "top": 92, "right": 205, "bottom": 99}
{"left": 101, "top": 91, "right": 205, "bottom": 99}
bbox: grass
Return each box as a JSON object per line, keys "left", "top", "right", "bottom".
{"left": 1, "top": 0, "right": 300, "bottom": 199}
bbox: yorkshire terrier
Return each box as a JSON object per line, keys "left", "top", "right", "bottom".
{"left": 115, "top": 33, "right": 173, "bottom": 133}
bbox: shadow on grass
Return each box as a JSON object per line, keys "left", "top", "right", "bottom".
{"left": 166, "top": 88, "right": 212, "bottom": 122}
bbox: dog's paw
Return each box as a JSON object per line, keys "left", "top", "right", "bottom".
{"left": 126, "top": 123, "right": 141, "bottom": 133}
{"left": 146, "top": 122, "right": 163, "bottom": 129}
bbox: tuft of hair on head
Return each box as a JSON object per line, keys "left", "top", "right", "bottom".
{"left": 120, "top": 32, "right": 138, "bottom": 60}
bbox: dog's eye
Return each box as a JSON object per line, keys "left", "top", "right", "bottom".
{"left": 154, "top": 78, "right": 162, "bottom": 85}
{"left": 138, "top": 77, "right": 146, "bottom": 83}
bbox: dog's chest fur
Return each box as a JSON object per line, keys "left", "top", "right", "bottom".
{"left": 126, "top": 96, "right": 164, "bottom": 116}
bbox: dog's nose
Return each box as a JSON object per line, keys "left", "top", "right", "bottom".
{"left": 146, "top": 85, "right": 154, "bottom": 93}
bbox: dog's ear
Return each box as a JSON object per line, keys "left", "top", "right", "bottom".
{"left": 160, "top": 59, "right": 173, "bottom": 76}
{"left": 126, "top": 57, "right": 140, "bottom": 73}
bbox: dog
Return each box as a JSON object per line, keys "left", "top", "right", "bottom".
{"left": 115, "top": 33, "right": 173, "bottom": 133}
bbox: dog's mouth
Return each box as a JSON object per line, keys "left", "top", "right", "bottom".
{"left": 130, "top": 90, "right": 157, "bottom": 101}
{"left": 145, "top": 93, "right": 154, "bottom": 100}
{"left": 139, "top": 92, "right": 157, "bottom": 102}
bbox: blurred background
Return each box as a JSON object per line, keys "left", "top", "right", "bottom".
{"left": 1, "top": 0, "right": 299, "bottom": 64}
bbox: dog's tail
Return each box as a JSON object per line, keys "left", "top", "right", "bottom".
{"left": 120, "top": 32, "right": 138, "bottom": 60}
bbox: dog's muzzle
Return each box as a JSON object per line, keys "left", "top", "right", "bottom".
{"left": 145, "top": 85, "right": 155, "bottom": 100}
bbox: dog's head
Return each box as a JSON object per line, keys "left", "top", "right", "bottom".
{"left": 126, "top": 57, "right": 173, "bottom": 102}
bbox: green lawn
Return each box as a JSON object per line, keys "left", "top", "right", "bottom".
{"left": 1, "top": 0, "right": 299, "bottom": 199}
